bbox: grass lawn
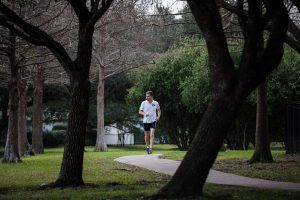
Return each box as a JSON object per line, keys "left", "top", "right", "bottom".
{"left": 213, "top": 154, "right": 300, "bottom": 183}
{"left": 0, "top": 145, "right": 299, "bottom": 200}
{"left": 163, "top": 147, "right": 300, "bottom": 183}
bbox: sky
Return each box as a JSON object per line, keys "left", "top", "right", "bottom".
{"left": 146, "top": 0, "right": 187, "bottom": 16}
{"left": 162, "top": 0, "right": 186, "bottom": 13}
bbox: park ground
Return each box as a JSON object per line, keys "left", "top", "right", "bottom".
{"left": 0, "top": 144, "right": 299, "bottom": 200}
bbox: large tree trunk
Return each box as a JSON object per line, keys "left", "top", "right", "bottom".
{"left": 3, "top": 86, "right": 20, "bottom": 163}
{"left": 18, "top": 78, "right": 30, "bottom": 156}
{"left": 158, "top": 96, "right": 241, "bottom": 197}
{"left": 152, "top": 0, "right": 288, "bottom": 198}
{"left": 95, "top": 65, "right": 107, "bottom": 152}
{"left": 32, "top": 66, "right": 44, "bottom": 154}
{"left": 54, "top": 77, "right": 90, "bottom": 186}
{"left": 250, "top": 79, "right": 273, "bottom": 163}
{"left": 2, "top": 29, "right": 21, "bottom": 163}
{"left": 95, "top": 28, "right": 107, "bottom": 152}
{"left": 0, "top": 88, "right": 9, "bottom": 146}
{"left": 52, "top": 22, "right": 95, "bottom": 187}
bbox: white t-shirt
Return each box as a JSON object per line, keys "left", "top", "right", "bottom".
{"left": 139, "top": 100, "right": 160, "bottom": 123}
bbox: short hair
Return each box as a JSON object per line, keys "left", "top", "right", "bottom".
{"left": 146, "top": 91, "right": 153, "bottom": 96}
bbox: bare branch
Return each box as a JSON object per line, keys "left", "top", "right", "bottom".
{"left": 0, "top": 2, "right": 75, "bottom": 77}
{"left": 104, "top": 61, "right": 155, "bottom": 80}
{"left": 89, "top": 0, "right": 114, "bottom": 27}
{"left": 285, "top": 34, "right": 300, "bottom": 54}
{"left": 18, "top": 57, "right": 56, "bottom": 69}
{"left": 66, "top": 0, "right": 90, "bottom": 23}
{"left": 37, "top": 3, "right": 69, "bottom": 28}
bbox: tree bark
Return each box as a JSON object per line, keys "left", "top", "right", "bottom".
{"left": 54, "top": 77, "right": 90, "bottom": 186}
{"left": 32, "top": 66, "right": 44, "bottom": 154}
{"left": 250, "top": 79, "right": 273, "bottom": 163}
{"left": 95, "top": 65, "right": 108, "bottom": 151}
{"left": 2, "top": 29, "right": 21, "bottom": 163}
{"left": 158, "top": 95, "right": 241, "bottom": 198}
{"left": 18, "top": 78, "right": 30, "bottom": 156}
{"left": 0, "top": 88, "right": 9, "bottom": 146}
{"left": 53, "top": 20, "right": 95, "bottom": 187}
{"left": 152, "top": 0, "right": 288, "bottom": 198}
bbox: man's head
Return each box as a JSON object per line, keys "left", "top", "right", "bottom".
{"left": 145, "top": 91, "right": 154, "bottom": 102}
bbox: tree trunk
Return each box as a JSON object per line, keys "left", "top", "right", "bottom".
{"left": 3, "top": 86, "right": 20, "bottom": 163}
{"left": 152, "top": 0, "right": 288, "bottom": 198}
{"left": 54, "top": 77, "right": 90, "bottom": 186}
{"left": 52, "top": 23, "right": 95, "bottom": 187}
{"left": 0, "top": 88, "right": 9, "bottom": 146}
{"left": 18, "top": 78, "right": 30, "bottom": 156}
{"left": 95, "top": 65, "right": 107, "bottom": 151}
{"left": 32, "top": 66, "right": 44, "bottom": 154}
{"left": 243, "top": 122, "right": 248, "bottom": 150}
{"left": 157, "top": 96, "right": 240, "bottom": 198}
{"left": 2, "top": 29, "right": 21, "bottom": 163}
{"left": 250, "top": 79, "right": 273, "bottom": 163}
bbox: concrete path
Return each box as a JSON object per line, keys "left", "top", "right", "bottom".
{"left": 114, "top": 154, "right": 300, "bottom": 191}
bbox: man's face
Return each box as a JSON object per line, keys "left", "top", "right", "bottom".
{"left": 146, "top": 94, "right": 153, "bottom": 102}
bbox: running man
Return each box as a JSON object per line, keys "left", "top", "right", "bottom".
{"left": 139, "top": 91, "right": 161, "bottom": 154}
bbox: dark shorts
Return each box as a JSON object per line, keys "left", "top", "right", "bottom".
{"left": 143, "top": 122, "right": 156, "bottom": 131}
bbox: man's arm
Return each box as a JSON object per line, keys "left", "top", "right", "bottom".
{"left": 139, "top": 102, "right": 148, "bottom": 116}
{"left": 139, "top": 110, "right": 147, "bottom": 116}
{"left": 139, "top": 101, "right": 145, "bottom": 116}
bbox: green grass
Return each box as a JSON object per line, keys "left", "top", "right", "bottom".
{"left": 163, "top": 147, "right": 300, "bottom": 183}
{"left": 0, "top": 145, "right": 299, "bottom": 200}
{"left": 0, "top": 145, "right": 172, "bottom": 200}
{"left": 213, "top": 154, "right": 300, "bottom": 183}
{"left": 163, "top": 147, "right": 285, "bottom": 161}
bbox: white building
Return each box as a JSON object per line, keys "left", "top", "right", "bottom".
{"left": 39, "top": 121, "right": 135, "bottom": 145}
{"left": 104, "top": 124, "right": 134, "bottom": 145}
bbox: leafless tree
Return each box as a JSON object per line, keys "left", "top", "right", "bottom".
{"left": 0, "top": 0, "right": 114, "bottom": 186}
{"left": 0, "top": 0, "right": 73, "bottom": 157}
{"left": 92, "top": 0, "right": 157, "bottom": 151}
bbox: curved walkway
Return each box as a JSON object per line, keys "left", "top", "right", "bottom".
{"left": 114, "top": 154, "right": 300, "bottom": 191}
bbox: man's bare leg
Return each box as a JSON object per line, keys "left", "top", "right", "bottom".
{"left": 145, "top": 131, "right": 150, "bottom": 149}
{"left": 149, "top": 128, "right": 155, "bottom": 153}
